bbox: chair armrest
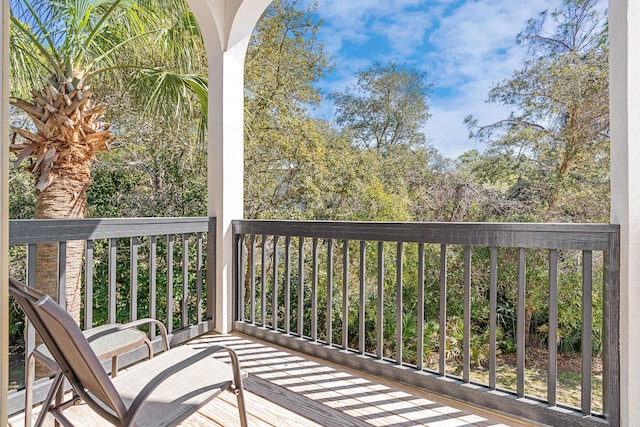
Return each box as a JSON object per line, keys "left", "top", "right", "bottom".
{"left": 122, "top": 345, "right": 244, "bottom": 426}
{"left": 117, "top": 319, "right": 170, "bottom": 352}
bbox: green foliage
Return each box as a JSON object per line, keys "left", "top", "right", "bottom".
{"left": 9, "top": 0, "right": 208, "bottom": 129}
{"left": 465, "top": 0, "right": 609, "bottom": 222}
{"left": 331, "top": 62, "right": 432, "bottom": 155}
{"left": 87, "top": 89, "right": 207, "bottom": 218}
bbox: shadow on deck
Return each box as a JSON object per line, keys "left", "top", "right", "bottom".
{"left": 9, "top": 332, "right": 540, "bottom": 427}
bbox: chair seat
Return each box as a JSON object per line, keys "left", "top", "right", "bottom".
{"left": 110, "top": 345, "right": 244, "bottom": 427}
{"left": 34, "top": 324, "right": 148, "bottom": 372}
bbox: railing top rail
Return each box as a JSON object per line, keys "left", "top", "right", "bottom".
{"left": 234, "top": 220, "right": 619, "bottom": 251}
{"left": 10, "top": 217, "right": 212, "bottom": 245}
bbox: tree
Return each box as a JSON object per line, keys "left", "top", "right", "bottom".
{"left": 461, "top": 0, "right": 609, "bottom": 355}
{"left": 88, "top": 91, "right": 207, "bottom": 219}
{"left": 331, "top": 62, "right": 432, "bottom": 156}
{"left": 244, "top": 0, "right": 334, "bottom": 220}
{"left": 465, "top": 0, "right": 608, "bottom": 222}
{"left": 9, "top": 0, "right": 208, "bottom": 324}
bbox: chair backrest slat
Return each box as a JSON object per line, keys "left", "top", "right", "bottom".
{"left": 8, "top": 278, "right": 127, "bottom": 421}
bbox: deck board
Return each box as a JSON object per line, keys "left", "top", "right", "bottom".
{"left": 9, "top": 332, "right": 536, "bottom": 427}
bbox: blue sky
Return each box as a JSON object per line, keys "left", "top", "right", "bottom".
{"left": 299, "top": 0, "right": 607, "bottom": 159}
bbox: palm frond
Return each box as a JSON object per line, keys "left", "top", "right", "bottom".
{"left": 133, "top": 68, "right": 207, "bottom": 134}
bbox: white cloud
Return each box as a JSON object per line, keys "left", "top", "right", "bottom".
{"left": 370, "top": 11, "right": 436, "bottom": 57}
{"left": 298, "top": 0, "right": 604, "bottom": 159}
{"left": 426, "top": 98, "right": 513, "bottom": 159}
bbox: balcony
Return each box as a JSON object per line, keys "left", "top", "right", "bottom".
{"left": 5, "top": 217, "right": 619, "bottom": 426}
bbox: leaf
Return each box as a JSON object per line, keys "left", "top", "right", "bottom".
{"left": 36, "top": 173, "right": 55, "bottom": 192}
{"left": 13, "top": 144, "right": 36, "bottom": 166}
{"left": 10, "top": 126, "right": 45, "bottom": 143}
{"left": 10, "top": 98, "right": 43, "bottom": 119}
{"left": 36, "top": 147, "right": 56, "bottom": 191}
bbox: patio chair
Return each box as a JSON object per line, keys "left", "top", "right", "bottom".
{"left": 23, "top": 281, "right": 171, "bottom": 427}
{"left": 9, "top": 277, "right": 248, "bottom": 427}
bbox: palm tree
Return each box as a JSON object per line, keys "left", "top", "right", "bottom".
{"left": 9, "top": 0, "right": 208, "bottom": 327}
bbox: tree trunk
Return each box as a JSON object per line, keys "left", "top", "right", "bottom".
{"left": 33, "top": 171, "right": 89, "bottom": 377}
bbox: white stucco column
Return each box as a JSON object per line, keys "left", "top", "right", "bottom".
{"left": 188, "top": 0, "right": 272, "bottom": 333}
{"left": 610, "top": 1, "right": 640, "bottom": 425}
{"left": 1, "top": 0, "right": 10, "bottom": 425}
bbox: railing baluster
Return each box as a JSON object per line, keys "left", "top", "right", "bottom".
{"left": 489, "top": 246, "right": 497, "bottom": 390}
{"left": 206, "top": 218, "right": 216, "bottom": 322}
{"left": 150, "top": 236, "right": 157, "bottom": 339}
{"left": 517, "top": 247, "right": 526, "bottom": 398}
{"left": 250, "top": 234, "right": 256, "bottom": 324}
{"left": 27, "top": 243, "right": 36, "bottom": 288}
{"left": 167, "top": 234, "right": 174, "bottom": 333}
{"left": 298, "top": 237, "right": 305, "bottom": 337}
{"left": 130, "top": 236, "right": 138, "bottom": 322}
{"left": 182, "top": 233, "right": 189, "bottom": 327}
{"left": 57, "top": 241, "right": 66, "bottom": 308}
{"left": 359, "top": 240, "right": 366, "bottom": 355}
{"left": 197, "top": 232, "right": 203, "bottom": 324}
{"left": 548, "top": 249, "right": 558, "bottom": 405}
{"left": 261, "top": 234, "right": 267, "bottom": 326}
{"left": 25, "top": 243, "right": 36, "bottom": 427}
{"left": 327, "top": 239, "right": 334, "bottom": 346}
{"left": 342, "top": 240, "right": 349, "bottom": 350}
{"left": 582, "top": 250, "right": 593, "bottom": 415}
{"left": 285, "top": 236, "right": 291, "bottom": 334}
{"left": 377, "top": 241, "right": 384, "bottom": 360}
{"left": 273, "top": 235, "right": 280, "bottom": 331}
{"left": 417, "top": 243, "right": 425, "bottom": 371}
{"left": 311, "top": 238, "right": 319, "bottom": 342}
{"left": 237, "top": 234, "right": 245, "bottom": 322}
{"left": 109, "top": 238, "right": 117, "bottom": 324}
{"left": 439, "top": 244, "right": 447, "bottom": 376}
{"left": 85, "top": 240, "right": 94, "bottom": 329}
{"left": 396, "top": 242, "right": 403, "bottom": 366}
{"left": 463, "top": 245, "right": 471, "bottom": 383}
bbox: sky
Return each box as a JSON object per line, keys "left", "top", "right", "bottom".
{"left": 298, "top": 0, "right": 605, "bottom": 159}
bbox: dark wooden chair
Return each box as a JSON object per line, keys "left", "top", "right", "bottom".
{"left": 9, "top": 277, "right": 248, "bottom": 427}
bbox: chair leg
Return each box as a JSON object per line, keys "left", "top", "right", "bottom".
{"left": 235, "top": 382, "right": 248, "bottom": 427}
{"left": 24, "top": 352, "right": 35, "bottom": 427}
{"left": 224, "top": 347, "right": 248, "bottom": 427}
{"left": 111, "top": 355, "right": 119, "bottom": 377}
{"left": 33, "top": 371, "right": 64, "bottom": 427}
{"left": 144, "top": 338, "right": 153, "bottom": 359}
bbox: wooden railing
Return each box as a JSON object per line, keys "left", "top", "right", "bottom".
{"left": 233, "top": 220, "right": 620, "bottom": 427}
{"left": 7, "top": 217, "right": 215, "bottom": 415}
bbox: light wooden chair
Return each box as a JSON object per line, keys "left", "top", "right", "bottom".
{"left": 9, "top": 277, "right": 248, "bottom": 427}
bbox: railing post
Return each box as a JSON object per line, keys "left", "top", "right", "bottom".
{"left": 603, "top": 234, "right": 621, "bottom": 425}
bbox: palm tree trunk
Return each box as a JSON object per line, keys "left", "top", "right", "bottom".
{"left": 34, "top": 170, "right": 89, "bottom": 377}
{"left": 35, "top": 159, "right": 89, "bottom": 322}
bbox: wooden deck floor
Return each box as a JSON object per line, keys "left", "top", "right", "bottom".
{"left": 9, "top": 333, "right": 541, "bottom": 427}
